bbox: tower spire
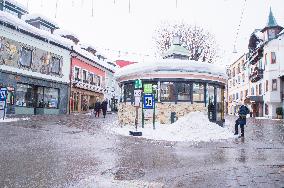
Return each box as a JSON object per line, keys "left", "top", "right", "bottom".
{"left": 266, "top": 7, "right": 278, "bottom": 28}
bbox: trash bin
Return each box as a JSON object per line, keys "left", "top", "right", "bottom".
{"left": 170, "top": 112, "right": 177, "bottom": 124}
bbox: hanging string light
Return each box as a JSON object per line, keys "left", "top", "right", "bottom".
{"left": 128, "top": 0, "right": 131, "bottom": 13}
{"left": 55, "top": 0, "right": 59, "bottom": 18}
{"left": 233, "top": 0, "right": 247, "bottom": 53}
{"left": 92, "top": 0, "right": 94, "bottom": 17}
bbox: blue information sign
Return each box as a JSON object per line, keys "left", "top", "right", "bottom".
{"left": 0, "top": 88, "right": 7, "bottom": 101}
{"left": 143, "top": 94, "right": 154, "bottom": 109}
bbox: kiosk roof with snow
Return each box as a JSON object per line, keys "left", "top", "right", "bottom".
{"left": 116, "top": 38, "right": 226, "bottom": 126}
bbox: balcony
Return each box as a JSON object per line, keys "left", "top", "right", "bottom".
{"left": 249, "top": 68, "right": 264, "bottom": 83}
{"left": 248, "top": 47, "right": 263, "bottom": 65}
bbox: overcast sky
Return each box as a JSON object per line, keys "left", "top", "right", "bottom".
{"left": 17, "top": 0, "right": 284, "bottom": 64}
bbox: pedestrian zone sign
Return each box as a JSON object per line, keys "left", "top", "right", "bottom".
{"left": 143, "top": 94, "right": 154, "bottom": 109}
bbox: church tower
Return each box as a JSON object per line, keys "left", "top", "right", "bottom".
{"left": 261, "top": 7, "right": 283, "bottom": 41}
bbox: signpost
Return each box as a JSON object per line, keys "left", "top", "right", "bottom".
{"left": 0, "top": 87, "right": 7, "bottom": 120}
{"left": 130, "top": 81, "right": 143, "bottom": 136}
{"left": 143, "top": 94, "right": 155, "bottom": 129}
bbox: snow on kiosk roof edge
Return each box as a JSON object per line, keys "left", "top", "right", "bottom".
{"left": 115, "top": 59, "right": 227, "bottom": 79}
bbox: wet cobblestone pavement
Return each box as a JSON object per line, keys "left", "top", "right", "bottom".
{"left": 0, "top": 114, "right": 283, "bottom": 187}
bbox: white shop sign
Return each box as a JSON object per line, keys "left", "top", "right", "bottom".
{"left": 134, "top": 96, "right": 140, "bottom": 107}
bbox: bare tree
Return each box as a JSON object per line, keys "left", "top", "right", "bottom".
{"left": 153, "top": 21, "right": 218, "bottom": 63}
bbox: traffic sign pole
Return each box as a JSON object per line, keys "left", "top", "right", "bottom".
{"left": 142, "top": 93, "right": 144, "bottom": 128}
{"left": 153, "top": 97, "right": 155, "bottom": 130}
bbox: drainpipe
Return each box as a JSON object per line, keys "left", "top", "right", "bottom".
{"left": 69, "top": 46, "right": 74, "bottom": 115}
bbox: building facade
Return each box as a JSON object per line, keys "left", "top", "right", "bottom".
{"left": 227, "top": 8, "right": 284, "bottom": 118}
{"left": 227, "top": 54, "right": 250, "bottom": 115}
{"left": 69, "top": 46, "right": 117, "bottom": 113}
{"left": 0, "top": 2, "right": 71, "bottom": 115}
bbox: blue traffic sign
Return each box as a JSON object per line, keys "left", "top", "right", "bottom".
{"left": 143, "top": 94, "right": 154, "bottom": 109}
{"left": 0, "top": 88, "right": 7, "bottom": 101}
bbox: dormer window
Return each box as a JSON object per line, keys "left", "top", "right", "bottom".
{"left": 0, "top": 0, "right": 29, "bottom": 18}
{"left": 24, "top": 14, "right": 59, "bottom": 34}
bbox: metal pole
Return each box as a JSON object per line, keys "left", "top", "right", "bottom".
{"left": 153, "top": 99, "right": 155, "bottom": 130}
{"left": 135, "top": 106, "right": 138, "bottom": 131}
{"left": 142, "top": 93, "right": 144, "bottom": 128}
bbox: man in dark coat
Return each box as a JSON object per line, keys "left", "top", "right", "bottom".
{"left": 234, "top": 99, "right": 250, "bottom": 137}
{"left": 101, "top": 99, "right": 108, "bottom": 118}
{"left": 94, "top": 99, "right": 101, "bottom": 117}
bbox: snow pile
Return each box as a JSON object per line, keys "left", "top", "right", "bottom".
{"left": 110, "top": 112, "right": 234, "bottom": 142}
{"left": 115, "top": 59, "right": 227, "bottom": 79}
{"left": 0, "top": 117, "right": 29, "bottom": 123}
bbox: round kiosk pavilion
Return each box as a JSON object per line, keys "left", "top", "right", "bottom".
{"left": 115, "top": 38, "right": 227, "bottom": 126}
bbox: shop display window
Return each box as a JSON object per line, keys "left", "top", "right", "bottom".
{"left": 160, "top": 82, "right": 175, "bottom": 101}
{"left": 193, "top": 83, "right": 204, "bottom": 102}
{"left": 124, "top": 83, "right": 133, "bottom": 102}
{"left": 15, "top": 83, "right": 59, "bottom": 109}
{"left": 177, "top": 82, "right": 191, "bottom": 101}
{"left": 44, "top": 87, "right": 59, "bottom": 108}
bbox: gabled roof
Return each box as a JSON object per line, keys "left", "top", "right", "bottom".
{"left": 163, "top": 44, "right": 190, "bottom": 58}
{"left": 261, "top": 7, "right": 283, "bottom": 32}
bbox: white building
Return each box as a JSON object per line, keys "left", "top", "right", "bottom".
{"left": 0, "top": 0, "right": 72, "bottom": 115}
{"left": 229, "top": 8, "right": 284, "bottom": 118}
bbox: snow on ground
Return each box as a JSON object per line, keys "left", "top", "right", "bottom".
{"left": 109, "top": 112, "right": 235, "bottom": 142}
{"left": 0, "top": 117, "right": 29, "bottom": 123}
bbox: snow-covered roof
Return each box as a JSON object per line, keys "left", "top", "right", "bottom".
{"left": 115, "top": 59, "right": 226, "bottom": 79}
{"left": 54, "top": 29, "right": 79, "bottom": 39}
{"left": 22, "top": 13, "right": 59, "bottom": 28}
{"left": 73, "top": 45, "right": 117, "bottom": 72}
{"left": 0, "top": 11, "right": 73, "bottom": 48}
{"left": 1, "top": 0, "right": 28, "bottom": 13}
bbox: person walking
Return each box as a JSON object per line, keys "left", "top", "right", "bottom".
{"left": 101, "top": 98, "right": 108, "bottom": 118}
{"left": 234, "top": 99, "right": 250, "bottom": 137}
{"left": 94, "top": 98, "right": 101, "bottom": 117}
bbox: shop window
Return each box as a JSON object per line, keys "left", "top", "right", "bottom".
{"left": 272, "top": 79, "right": 277, "bottom": 91}
{"left": 193, "top": 83, "right": 204, "bottom": 102}
{"left": 15, "top": 83, "right": 35, "bottom": 107}
{"left": 160, "top": 82, "right": 175, "bottom": 101}
{"left": 82, "top": 70, "right": 88, "bottom": 83}
{"left": 44, "top": 88, "right": 59, "bottom": 108}
{"left": 177, "top": 82, "right": 191, "bottom": 101}
{"left": 37, "top": 87, "right": 44, "bottom": 107}
{"left": 271, "top": 52, "right": 276, "bottom": 64}
{"left": 124, "top": 83, "right": 133, "bottom": 102}
{"left": 51, "top": 57, "right": 60, "bottom": 74}
{"left": 74, "top": 67, "right": 80, "bottom": 81}
{"left": 19, "top": 47, "right": 32, "bottom": 67}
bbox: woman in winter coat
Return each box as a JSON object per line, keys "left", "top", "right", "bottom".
{"left": 94, "top": 98, "right": 101, "bottom": 117}
{"left": 101, "top": 99, "right": 108, "bottom": 118}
